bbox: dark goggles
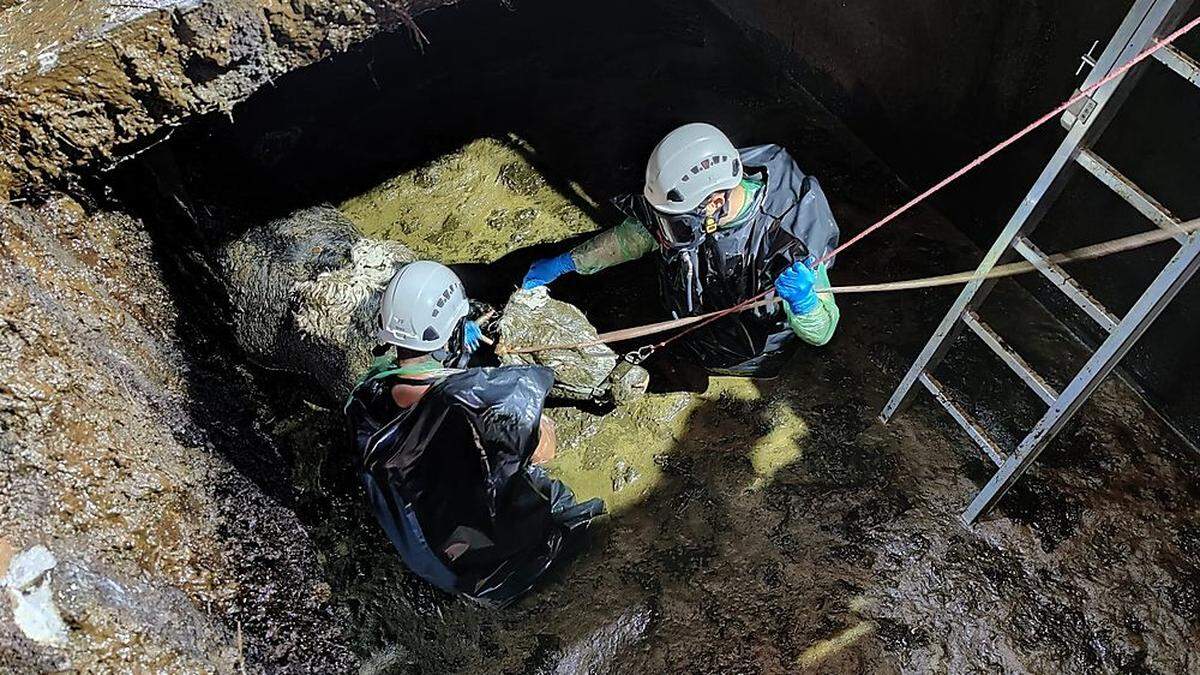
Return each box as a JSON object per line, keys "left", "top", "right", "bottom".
{"left": 654, "top": 209, "right": 707, "bottom": 247}
{"left": 653, "top": 192, "right": 732, "bottom": 248}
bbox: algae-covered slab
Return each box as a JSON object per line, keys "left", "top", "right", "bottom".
{"left": 338, "top": 136, "right": 602, "bottom": 263}
{"left": 220, "top": 205, "right": 416, "bottom": 399}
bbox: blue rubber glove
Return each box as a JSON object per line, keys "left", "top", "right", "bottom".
{"left": 775, "top": 260, "right": 820, "bottom": 315}
{"left": 522, "top": 252, "right": 576, "bottom": 289}
{"left": 463, "top": 320, "right": 482, "bottom": 353}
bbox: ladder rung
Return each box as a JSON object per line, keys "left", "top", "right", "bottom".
{"left": 962, "top": 311, "right": 1060, "bottom": 406}
{"left": 1076, "top": 150, "right": 1189, "bottom": 245}
{"left": 1153, "top": 44, "right": 1200, "bottom": 88}
{"left": 919, "top": 373, "right": 1005, "bottom": 466}
{"left": 1013, "top": 236, "right": 1121, "bottom": 333}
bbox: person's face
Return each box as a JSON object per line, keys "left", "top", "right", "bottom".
{"left": 653, "top": 189, "right": 732, "bottom": 249}
{"left": 702, "top": 191, "right": 727, "bottom": 218}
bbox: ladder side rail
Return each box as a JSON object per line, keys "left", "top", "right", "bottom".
{"left": 963, "top": 231, "right": 1200, "bottom": 524}
{"left": 881, "top": 0, "right": 1190, "bottom": 422}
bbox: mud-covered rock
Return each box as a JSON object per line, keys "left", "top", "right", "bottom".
{"left": 0, "top": 0, "right": 461, "bottom": 196}
{"left": 220, "top": 205, "right": 415, "bottom": 400}
{"left": 610, "top": 360, "right": 651, "bottom": 404}
{"left": 497, "top": 287, "right": 648, "bottom": 402}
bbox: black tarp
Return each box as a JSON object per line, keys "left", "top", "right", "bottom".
{"left": 345, "top": 363, "right": 604, "bottom": 607}
{"left": 620, "top": 144, "right": 841, "bottom": 377}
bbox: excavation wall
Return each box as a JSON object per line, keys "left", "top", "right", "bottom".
{"left": 0, "top": 0, "right": 460, "bottom": 197}
{"left": 0, "top": 198, "right": 348, "bottom": 670}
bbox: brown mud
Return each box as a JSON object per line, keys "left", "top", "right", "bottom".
{"left": 4, "top": 0, "right": 1199, "bottom": 671}
{"left": 0, "top": 0, "right": 460, "bottom": 196}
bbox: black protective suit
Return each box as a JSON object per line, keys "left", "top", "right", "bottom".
{"left": 345, "top": 363, "right": 603, "bottom": 607}
{"left": 620, "top": 144, "right": 840, "bottom": 377}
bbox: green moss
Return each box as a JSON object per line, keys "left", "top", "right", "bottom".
{"left": 497, "top": 161, "right": 545, "bottom": 196}
{"left": 338, "top": 135, "right": 601, "bottom": 264}
{"left": 545, "top": 376, "right": 812, "bottom": 515}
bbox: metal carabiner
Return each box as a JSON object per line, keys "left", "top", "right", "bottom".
{"left": 624, "top": 344, "right": 657, "bottom": 366}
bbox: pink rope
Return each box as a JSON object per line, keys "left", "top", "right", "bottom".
{"left": 645, "top": 16, "right": 1200, "bottom": 356}
{"left": 814, "top": 14, "right": 1200, "bottom": 268}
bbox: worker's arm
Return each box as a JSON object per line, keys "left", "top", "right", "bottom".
{"left": 778, "top": 263, "right": 840, "bottom": 347}
{"left": 531, "top": 414, "right": 557, "bottom": 465}
{"left": 569, "top": 217, "right": 657, "bottom": 274}
{"left": 523, "top": 218, "right": 656, "bottom": 288}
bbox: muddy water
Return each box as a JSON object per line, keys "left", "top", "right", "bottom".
{"left": 118, "top": 0, "right": 1200, "bottom": 670}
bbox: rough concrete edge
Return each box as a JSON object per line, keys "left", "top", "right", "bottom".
{"left": 0, "top": 0, "right": 468, "bottom": 198}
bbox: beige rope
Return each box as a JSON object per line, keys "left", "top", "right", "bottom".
{"left": 497, "top": 218, "right": 1199, "bottom": 356}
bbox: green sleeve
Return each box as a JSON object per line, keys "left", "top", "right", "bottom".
{"left": 569, "top": 217, "right": 657, "bottom": 275}
{"left": 782, "top": 263, "right": 840, "bottom": 347}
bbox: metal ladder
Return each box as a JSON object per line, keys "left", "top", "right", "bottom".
{"left": 881, "top": 0, "right": 1200, "bottom": 525}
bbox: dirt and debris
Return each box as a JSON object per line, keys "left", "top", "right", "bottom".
{"left": 0, "top": 0, "right": 463, "bottom": 196}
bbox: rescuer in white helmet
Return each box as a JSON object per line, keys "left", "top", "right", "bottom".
{"left": 375, "top": 260, "right": 478, "bottom": 368}
{"left": 370, "top": 259, "right": 556, "bottom": 457}
{"left": 522, "top": 122, "right": 842, "bottom": 377}
{"left": 344, "top": 260, "right": 601, "bottom": 607}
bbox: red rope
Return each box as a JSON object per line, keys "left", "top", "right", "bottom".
{"left": 640, "top": 16, "right": 1200, "bottom": 358}
{"left": 813, "top": 14, "right": 1200, "bottom": 269}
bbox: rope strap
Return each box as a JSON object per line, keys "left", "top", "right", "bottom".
{"left": 500, "top": 17, "right": 1200, "bottom": 359}
{"left": 497, "top": 218, "right": 1199, "bottom": 356}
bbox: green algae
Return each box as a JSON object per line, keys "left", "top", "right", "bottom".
{"left": 548, "top": 374, "right": 815, "bottom": 513}
{"left": 338, "top": 135, "right": 601, "bottom": 263}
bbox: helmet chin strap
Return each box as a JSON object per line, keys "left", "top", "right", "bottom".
{"left": 429, "top": 317, "right": 470, "bottom": 369}
{"left": 702, "top": 190, "right": 734, "bottom": 234}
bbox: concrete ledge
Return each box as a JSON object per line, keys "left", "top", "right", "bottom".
{"left": 0, "top": 0, "right": 463, "bottom": 196}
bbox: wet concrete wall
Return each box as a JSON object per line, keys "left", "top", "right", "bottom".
{"left": 0, "top": 0, "right": 464, "bottom": 197}
{"left": 710, "top": 0, "right": 1200, "bottom": 447}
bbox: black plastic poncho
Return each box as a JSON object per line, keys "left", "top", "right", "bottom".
{"left": 345, "top": 363, "right": 604, "bottom": 607}
{"left": 620, "top": 144, "right": 840, "bottom": 377}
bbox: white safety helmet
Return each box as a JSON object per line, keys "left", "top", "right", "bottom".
{"left": 377, "top": 261, "right": 469, "bottom": 352}
{"left": 644, "top": 122, "right": 743, "bottom": 215}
